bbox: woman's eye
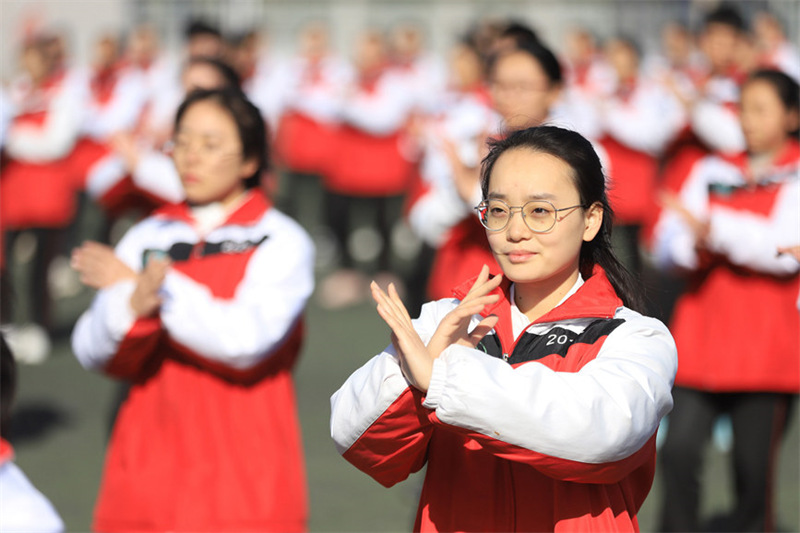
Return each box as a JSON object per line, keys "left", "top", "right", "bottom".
{"left": 489, "top": 207, "right": 508, "bottom": 217}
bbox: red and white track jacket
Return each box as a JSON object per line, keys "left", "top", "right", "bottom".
{"left": 324, "top": 67, "right": 418, "bottom": 197}
{"left": 690, "top": 71, "right": 745, "bottom": 154}
{"left": 71, "top": 190, "right": 314, "bottom": 532}
{"left": 331, "top": 267, "right": 677, "bottom": 532}
{"left": 651, "top": 140, "right": 800, "bottom": 392}
{"left": 1, "top": 69, "right": 87, "bottom": 229}
{"left": 273, "top": 55, "right": 351, "bottom": 175}
{"left": 597, "top": 75, "right": 685, "bottom": 225}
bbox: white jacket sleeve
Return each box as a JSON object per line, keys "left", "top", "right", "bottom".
{"left": 602, "top": 85, "right": 685, "bottom": 155}
{"left": 422, "top": 309, "right": 677, "bottom": 464}
{"left": 407, "top": 181, "right": 473, "bottom": 247}
{"left": 132, "top": 150, "right": 185, "bottom": 204}
{"left": 691, "top": 100, "right": 745, "bottom": 154}
{"left": 158, "top": 213, "right": 315, "bottom": 369}
{"left": 705, "top": 178, "right": 800, "bottom": 275}
{"left": 330, "top": 298, "right": 451, "bottom": 453}
{"left": 339, "top": 75, "right": 415, "bottom": 135}
{"left": 71, "top": 222, "right": 152, "bottom": 371}
{"left": 651, "top": 158, "right": 713, "bottom": 271}
{"left": 5, "top": 73, "right": 87, "bottom": 161}
{"left": 83, "top": 70, "right": 148, "bottom": 140}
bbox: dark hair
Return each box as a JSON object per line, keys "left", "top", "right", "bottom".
{"left": 183, "top": 56, "right": 242, "bottom": 90}
{"left": 479, "top": 126, "right": 645, "bottom": 312}
{"left": 174, "top": 87, "right": 268, "bottom": 189}
{"left": 744, "top": 68, "right": 800, "bottom": 137}
{"left": 500, "top": 21, "right": 540, "bottom": 47}
{"left": 185, "top": 18, "right": 222, "bottom": 40}
{"left": 704, "top": 3, "right": 747, "bottom": 32}
{"left": 488, "top": 38, "right": 563, "bottom": 88}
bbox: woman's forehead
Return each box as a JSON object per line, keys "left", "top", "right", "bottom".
{"left": 488, "top": 149, "right": 577, "bottom": 196}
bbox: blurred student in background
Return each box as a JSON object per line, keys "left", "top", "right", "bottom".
{"left": 595, "top": 35, "right": 684, "bottom": 276}
{"left": 317, "top": 29, "right": 418, "bottom": 309}
{"left": 652, "top": 69, "right": 800, "bottom": 532}
{"left": 1, "top": 32, "right": 88, "bottom": 363}
{"left": 273, "top": 21, "right": 349, "bottom": 228}
{"left": 70, "top": 88, "right": 314, "bottom": 532}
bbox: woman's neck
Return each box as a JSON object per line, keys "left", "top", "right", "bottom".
{"left": 748, "top": 139, "right": 789, "bottom": 180}
{"left": 513, "top": 267, "right": 581, "bottom": 323}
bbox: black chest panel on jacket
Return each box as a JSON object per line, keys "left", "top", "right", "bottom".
{"left": 142, "top": 235, "right": 268, "bottom": 266}
{"left": 477, "top": 318, "right": 626, "bottom": 365}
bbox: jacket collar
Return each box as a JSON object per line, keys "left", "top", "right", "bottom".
{"left": 153, "top": 189, "right": 272, "bottom": 229}
{"left": 451, "top": 265, "right": 623, "bottom": 349}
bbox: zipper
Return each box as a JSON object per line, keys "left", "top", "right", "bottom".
{"left": 502, "top": 353, "right": 509, "bottom": 362}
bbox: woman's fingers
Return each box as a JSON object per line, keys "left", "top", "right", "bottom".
{"left": 465, "top": 315, "right": 500, "bottom": 347}
{"left": 463, "top": 267, "right": 503, "bottom": 304}
{"left": 387, "top": 283, "right": 412, "bottom": 323}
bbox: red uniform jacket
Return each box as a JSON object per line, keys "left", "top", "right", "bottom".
{"left": 72, "top": 191, "right": 315, "bottom": 532}
{"left": 332, "top": 267, "right": 677, "bottom": 532}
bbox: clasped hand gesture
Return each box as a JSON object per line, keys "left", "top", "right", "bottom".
{"left": 370, "top": 265, "right": 502, "bottom": 392}
{"left": 71, "top": 240, "right": 170, "bottom": 318}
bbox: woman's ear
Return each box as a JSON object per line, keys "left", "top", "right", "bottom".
{"left": 240, "top": 157, "right": 259, "bottom": 181}
{"left": 786, "top": 108, "right": 800, "bottom": 135}
{"left": 582, "top": 202, "right": 604, "bottom": 242}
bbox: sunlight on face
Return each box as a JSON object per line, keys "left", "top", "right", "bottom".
{"left": 740, "top": 79, "right": 798, "bottom": 155}
{"left": 490, "top": 51, "right": 559, "bottom": 130}
{"left": 172, "top": 99, "right": 254, "bottom": 207}
{"left": 485, "top": 149, "right": 599, "bottom": 289}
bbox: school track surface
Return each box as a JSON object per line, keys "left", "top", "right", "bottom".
{"left": 10, "top": 281, "right": 800, "bottom": 532}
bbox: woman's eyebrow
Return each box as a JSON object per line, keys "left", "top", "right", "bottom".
{"left": 486, "top": 192, "right": 558, "bottom": 200}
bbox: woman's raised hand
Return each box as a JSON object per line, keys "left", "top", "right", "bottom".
{"left": 371, "top": 281, "right": 433, "bottom": 392}
{"left": 129, "top": 256, "right": 170, "bottom": 318}
{"left": 426, "top": 265, "right": 501, "bottom": 360}
{"left": 370, "top": 265, "right": 502, "bottom": 393}
{"left": 71, "top": 241, "right": 136, "bottom": 289}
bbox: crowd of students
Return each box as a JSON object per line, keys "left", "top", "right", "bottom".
{"left": 1, "top": 2, "right": 798, "bottom": 532}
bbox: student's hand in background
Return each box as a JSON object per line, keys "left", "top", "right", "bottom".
{"left": 71, "top": 241, "right": 136, "bottom": 289}
{"left": 130, "top": 257, "right": 170, "bottom": 318}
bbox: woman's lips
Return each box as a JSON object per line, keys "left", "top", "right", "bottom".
{"left": 506, "top": 251, "right": 536, "bottom": 263}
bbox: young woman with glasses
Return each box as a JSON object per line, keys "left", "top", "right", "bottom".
{"left": 331, "top": 125, "right": 677, "bottom": 532}
{"left": 408, "top": 33, "right": 600, "bottom": 306}
{"left": 71, "top": 87, "right": 314, "bottom": 532}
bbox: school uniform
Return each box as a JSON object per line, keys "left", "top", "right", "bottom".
{"left": 71, "top": 190, "right": 314, "bottom": 532}
{"left": 598, "top": 75, "right": 684, "bottom": 225}
{"left": 325, "top": 66, "right": 417, "bottom": 197}
{"left": 70, "top": 60, "right": 159, "bottom": 216}
{"left": 690, "top": 70, "right": 746, "bottom": 155}
{"left": 273, "top": 55, "right": 350, "bottom": 176}
{"left": 1, "top": 68, "right": 87, "bottom": 230}
{"left": 322, "top": 66, "right": 417, "bottom": 270}
{"left": 651, "top": 140, "right": 800, "bottom": 531}
{"left": 331, "top": 266, "right": 677, "bottom": 532}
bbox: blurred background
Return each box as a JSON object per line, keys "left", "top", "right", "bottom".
{"left": 1, "top": 0, "right": 799, "bottom": 531}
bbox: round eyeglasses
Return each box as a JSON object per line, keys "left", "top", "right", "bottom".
{"left": 474, "top": 199, "right": 586, "bottom": 233}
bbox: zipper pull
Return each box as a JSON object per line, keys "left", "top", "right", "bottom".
{"left": 502, "top": 353, "right": 509, "bottom": 362}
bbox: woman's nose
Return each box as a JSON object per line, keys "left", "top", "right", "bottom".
{"left": 505, "top": 209, "right": 531, "bottom": 241}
